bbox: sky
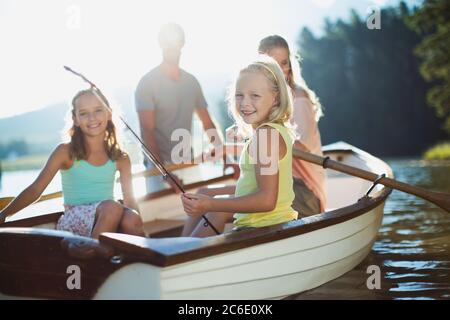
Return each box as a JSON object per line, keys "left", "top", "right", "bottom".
{"left": 0, "top": 0, "right": 422, "bottom": 119}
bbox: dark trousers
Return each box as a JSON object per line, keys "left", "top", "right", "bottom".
{"left": 292, "top": 178, "right": 321, "bottom": 218}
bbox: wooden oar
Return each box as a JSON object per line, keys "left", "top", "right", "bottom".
{"left": 115, "top": 163, "right": 197, "bottom": 182}
{"left": 124, "top": 156, "right": 205, "bottom": 181}
{"left": 0, "top": 160, "right": 207, "bottom": 210}
{"left": 0, "top": 191, "right": 63, "bottom": 211}
{"left": 293, "top": 148, "right": 450, "bottom": 213}
{"left": 133, "top": 163, "right": 197, "bottom": 178}
{"left": 0, "top": 163, "right": 201, "bottom": 210}
{"left": 5, "top": 149, "right": 446, "bottom": 213}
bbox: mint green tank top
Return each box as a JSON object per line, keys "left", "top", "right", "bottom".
{"left": 61, "top": 159, "right": 116, "bottom": 205}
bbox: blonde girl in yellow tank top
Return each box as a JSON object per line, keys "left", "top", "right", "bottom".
{"left": 181, "top": 55, "right": 298, "bottom": 237}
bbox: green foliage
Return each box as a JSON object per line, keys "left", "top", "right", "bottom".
{"left": 297, "top": 1, "right": 447, "bottom": 156}
{"left": 407, "top": 0, "right": 450, "bottom": 134}
{"left": 0, "top": 140, "right": 29, "bottom": 159}
{"left": 424, "top": 141, "right": 450, "bottom": 160}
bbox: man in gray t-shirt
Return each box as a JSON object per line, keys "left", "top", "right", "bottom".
{"left": 135, "top": 23, "right": 223, "bottom": 193}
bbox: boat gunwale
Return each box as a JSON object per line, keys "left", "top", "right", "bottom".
{"left": 0, "top": 144, "right": 393, "bottom": 299}
{"left": 0, "top": 145, "right": 393, "bottom": 269}
{"left": 100, "top": 186, "right": 391, "bottom": 267}
{"left": 0, "top": 172, "right": 237, "bottom": 229}
{"left": 100, "top": 146, "right": 393, "bottom": 267}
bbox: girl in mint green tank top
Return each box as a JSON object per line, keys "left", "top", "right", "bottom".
{"left": 181, "top": 55, "right": 298, "bottom": 237}
{"left": 0, "top": 89, "right": 144, "bottom": 238}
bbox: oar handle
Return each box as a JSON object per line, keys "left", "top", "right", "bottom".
{"left": 129, "top": 163, "right": 197, "bottom": 180}
{"left": 293, "top": 149, "right": 450, "bottom": 213}
{"left": 0, "top": 191, "right": 63, "bottom": 211}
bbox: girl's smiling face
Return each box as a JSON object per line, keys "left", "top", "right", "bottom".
{"left": 235, "top": 71, "right": 278, "bottom": 128}
{"left": 73, "top": 92, "right": 111, "bottom": 137}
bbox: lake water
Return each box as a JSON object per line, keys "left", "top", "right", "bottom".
{"left": 0, "top": 159, "right": 449, "bottom": 299}
{"left": 0, "top": 164, "right": 149, "bottom": 199}
{"left": 370, "top": 159, "right": 450, "bottom": 299}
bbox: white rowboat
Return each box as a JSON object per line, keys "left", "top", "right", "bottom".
{"left": 0, "top": 142, "right": 392, "bottom": 299}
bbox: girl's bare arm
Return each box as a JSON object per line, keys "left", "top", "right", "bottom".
{"left": 117, "top": 154, "right": 139, "bottom": 212}
{"left": 182, "top": 127, "right": 285, "bottom": 215}
{"left": 0, "top": 144, "right": 70, "bottom": 221}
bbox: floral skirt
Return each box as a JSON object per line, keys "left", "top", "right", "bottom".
{"left": 56, "top": 202, "right": 101, "bottom": 237}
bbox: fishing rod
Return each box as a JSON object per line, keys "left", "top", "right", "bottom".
{"left": 64, "top": 65, "right": 220, "bottom": 235}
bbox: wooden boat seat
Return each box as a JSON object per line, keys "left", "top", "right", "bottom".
{"left": 144, "top": 216, "right": 187, "bottom": 238}
{"left": 143, "top": 216, "right": 235, "bottom": 238}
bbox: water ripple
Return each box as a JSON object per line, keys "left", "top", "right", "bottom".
{"left": 372, "top": 159, "right": 450, "bottom": 299}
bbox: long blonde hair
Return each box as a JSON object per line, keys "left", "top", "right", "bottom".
{"left": 258, "top": 35, "right": 324, "bottom": 121}
{"left": 67, "top": 89, "right": 125, "bottom": 161}
{"left": 228, "top": 55, "right": 296, "bottom": 138}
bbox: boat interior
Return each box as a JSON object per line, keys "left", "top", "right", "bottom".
{"left": 1, "top": 143, "right": 392, "bottom": 240}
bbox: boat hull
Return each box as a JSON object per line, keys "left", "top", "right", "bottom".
{"left": 0, "top": 142, "right": 392, "bottom": 299}
{"left": 93, "top": 202, "right": 385, "bottom": 299}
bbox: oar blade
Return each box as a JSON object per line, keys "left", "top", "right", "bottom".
{"left": 0, "top": 197, "right": 14, "bottom": 211}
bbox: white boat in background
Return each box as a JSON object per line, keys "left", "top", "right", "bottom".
{"left": 0, "top": 142, "right": 393, "bottom": 299}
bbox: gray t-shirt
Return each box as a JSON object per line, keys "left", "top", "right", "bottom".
{"left": 135, "top": 66, "right": 208, "bottom": 163}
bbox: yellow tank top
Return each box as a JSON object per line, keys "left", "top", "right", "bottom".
{"left": 233, "top": 122, "right": 298, "bottom": 228}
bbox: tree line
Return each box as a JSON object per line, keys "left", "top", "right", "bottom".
{"left": 296, "top": 1, "right": 448, "bottom": 156}
{"left": 0, "top": 140, "right": 29, "bottom": 159}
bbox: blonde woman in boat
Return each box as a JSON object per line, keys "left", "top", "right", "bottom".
{"left": 258, "top": 35, "right": 327, "bottom": 216}
{"left": 0, "top": 89, "right": 145, "bottom": 238}
{"left": 181, "top": 55, "right": 298, "bottom": 237}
